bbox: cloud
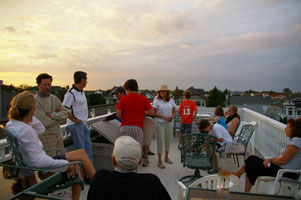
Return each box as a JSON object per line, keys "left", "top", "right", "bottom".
{"left": 2, "top": 26, "right": 16, "bottom": 32}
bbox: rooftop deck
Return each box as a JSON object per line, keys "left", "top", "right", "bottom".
{"left": 0, "top": 107, "right": 289, "bottom": 199}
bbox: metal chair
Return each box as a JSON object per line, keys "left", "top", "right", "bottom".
{"left": 0, "top": 125, "right": 84, "bottom": 200}
{"left": 227, "top": 124, "right": 255, "bottom": 167}
{"left": 254, "top": 169, "right": 301, "bottom": 199}
{"left": 178, "top": 133, "right": 217, "bottom": 185}
{"left": 173, "top": 111, "right": 182, "bottom": 138}
{"left": 177, "top": 174, "right": 239, "bottom": 200}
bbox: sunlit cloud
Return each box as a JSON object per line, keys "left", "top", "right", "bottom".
{"left": 0, "top": 0, "right": 300, "bottom": 91}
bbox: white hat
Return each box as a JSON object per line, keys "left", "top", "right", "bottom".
{"left": 113, "top": 136, "right": 142, "bottom": 170}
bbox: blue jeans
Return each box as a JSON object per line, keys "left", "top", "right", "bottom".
{"left": 67, "top": 122, "right": 94, "bottom": 165}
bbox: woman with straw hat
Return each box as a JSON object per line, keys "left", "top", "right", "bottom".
{"left": 6, "top": 91, "right": 96, "bottom": 200}
{"left": 153, "top": 85, "right": 176, "bottom": 169}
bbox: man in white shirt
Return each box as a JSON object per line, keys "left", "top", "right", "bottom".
{"left": 63, "top": 71, "right": 93, "bottom": 183}
{"left": 199, "top": 119, "right": 233, "bottom": 173}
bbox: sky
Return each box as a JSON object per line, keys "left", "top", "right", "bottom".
{"left": 0, "top": 0, "right": 301, "bottom": 92}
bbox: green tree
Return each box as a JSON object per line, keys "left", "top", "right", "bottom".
{"left": 86, "top": 92, "right": 105, "bottom": 106}
{"left": 283, "top": 88, "right": 292, "bottom": 96}
{"left": 207, "top": 86, "right": 226, "bottom": 107}
{"left": 172, "top": 86, "right": 184, "bottom": 97}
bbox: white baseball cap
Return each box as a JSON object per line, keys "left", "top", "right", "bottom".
{"left": 113, "top": 136, "right": 142, "bottom": 170}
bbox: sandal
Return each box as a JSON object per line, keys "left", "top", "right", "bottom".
{"left": 148, "top": 151, "right": 155, "bottom": 155}
{"left": 157, "top": 163, "right": 165, "bottom": 169}
{"left": 165, "top": 158, "right": 173, "bottom": 164}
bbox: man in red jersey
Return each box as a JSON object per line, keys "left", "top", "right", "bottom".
{"left": 178, "top": 90, "right": 198, "bottom": 144}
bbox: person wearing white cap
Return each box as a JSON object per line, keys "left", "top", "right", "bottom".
{"left": 87, "top": 136, "right": 171, "bottom": 200}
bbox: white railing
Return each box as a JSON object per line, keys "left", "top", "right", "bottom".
{"left": 241, "top": 108, "right": 288, "bottom": 158}
{"left": 0, "top": 108, "right": 288, "bottom": 163}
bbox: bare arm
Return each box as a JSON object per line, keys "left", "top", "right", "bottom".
{"left": 154, "top": 108, "right": 170, "bottom": 121}
{"left": 147, "top": 108, "right": 155, "bottom": 117}
{"left": 264, "top": 145, "right": 298, "bottom": 167}
{"left": 116, "top": 109, "right": 122, "bottom": 118}
{"left": 215, "top": 116, "right": 220, "bottom": 123}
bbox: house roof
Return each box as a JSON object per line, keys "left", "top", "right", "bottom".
{"left": 229, "top": 96, "right": 277, "bottom": 105}
{"left": 186, "top": 87, "right": 205, "bottom": 95}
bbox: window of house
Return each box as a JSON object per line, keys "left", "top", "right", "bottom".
{"left": 201, "top": 101, "right": 205, "bottom": 107}
{"left": 196, "top": 101, "right": 200, "bottom": 106}
{"left": 288, "top": 108, "right": 293, "bottom": 116}
{"left": 297, "top": 110, "right": 301, "bottom": 115}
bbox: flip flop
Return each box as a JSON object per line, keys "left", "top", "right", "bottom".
{"left": 165, "top": 159, "right": 173, "bottom": 164}
{"left": 157, "top": 163, "right": 165, "bottom": 169}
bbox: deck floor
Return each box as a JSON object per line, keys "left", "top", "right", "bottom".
{"left": 0, "top": 135, "right": 248, "bottom": 200}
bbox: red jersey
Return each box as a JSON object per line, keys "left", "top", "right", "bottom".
{"left": 178, "top": 99, "right": 197, "bottom": 124}
{"left": 116, "top": 93, "right": 153, "bottom": 129}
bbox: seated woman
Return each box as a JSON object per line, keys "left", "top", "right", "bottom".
{"left": 229, "top": 118, "right": 301, "bottom": 192}
{"left": 214, "top": 106, "right": 226, "bottom": 129}
{"left": 225, "top": 105, "right": 240, "bottom": 137}
{"left": 6, "top": 91, "right": 96, "bottom": 200}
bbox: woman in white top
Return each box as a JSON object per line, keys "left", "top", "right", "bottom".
{"left": 153, "top": 85, "right": 176, "bottom": 169}
{"left": 6, "top": 91, "right": 95, "bottom": 200}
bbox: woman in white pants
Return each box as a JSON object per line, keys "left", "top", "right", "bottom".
{"left": 153, "top": 85, "right": 176, "bottom": 169}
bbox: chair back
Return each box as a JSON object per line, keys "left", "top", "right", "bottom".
{"left": 189, "top": 174, "right": 240, "bottom": 190}
{"left": 2, "top": 126, "right": 26, "bottom": 167}
{"left": 181, "top": 133, "right": 217, "bottom": 169}
{"left": 235, "top": 124, "right": 254, "bottom": 147}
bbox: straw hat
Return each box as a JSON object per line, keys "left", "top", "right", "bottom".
{"left": 157, "top": 85, "right": 170, "bottom": 92}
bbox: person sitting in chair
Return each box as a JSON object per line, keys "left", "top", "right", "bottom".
{"left": 228, "top": 118, "right": 301, "bottom": 192}
{"left": 6, "top": 91, "right": 96, "bottom": 200}
{"left": 88, "top": 136, "right": 171, "bottom": 200}
{"left": 199, "top": 119, "right": 233, "bottom": 174}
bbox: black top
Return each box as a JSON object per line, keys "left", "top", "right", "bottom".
{"left": 87, "top": 169, "right": 171, "bottom": 200}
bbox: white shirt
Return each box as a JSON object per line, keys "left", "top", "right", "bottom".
{"left": 63, "top": 86, "right": 88, "bottom": 124}
{"left": 6, "top": 117, "right": 68, "bottom": 171}
{"left": 153, "top": 98, "right": 176, "bottom": 123}
{"left": 210, "top": 123, "right": 233, "bottom": 150}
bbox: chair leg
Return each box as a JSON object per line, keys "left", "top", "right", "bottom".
{"left": 236, "top": 155, "right": 240, "bottom": 167}
{"left": 232, "top": 155, "right": 236, "bottom": 164}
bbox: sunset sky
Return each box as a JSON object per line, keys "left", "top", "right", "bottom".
{"left": 0, "top": 0, "right": 300, "bottom": 92}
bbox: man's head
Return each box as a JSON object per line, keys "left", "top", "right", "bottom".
{"left": 36, "top": 73, "right": 53, "bottom": 96}
{"left": 74, "top": 71, "right": 87, "bottom": 89}
{"left": 183, "top": 90, "right": 191, "bottom": 99}
{"left": 112, "top": 86, "right": 126, "bottom": 100}
{"left": 112, "top": 136, "right": 142, "bottom": 171}
{"left": 199, "top": 119, "right": 211, "bottom": 133}
{"left": 123, "top": 79, "right": 138, "bottom": 92}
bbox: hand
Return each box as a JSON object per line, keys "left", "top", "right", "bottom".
{"left": 74, "top": 119, "right": 82, "bottom": 124}
{"left": 67, "top": 165, "right": 76, "bottom": 177}
{"left": 46, "top": 113, "right": 51, "bottom": 118}
{"left": 167, "top": 117, "right": 173, "bottom": 122}
{"left": 56, "top": 107, "right": 63, "bottom": 112}
{"left": 263, "top": 158, "right": 271, "bottom": 168}
{"left": 102, "top": 118, "right": 107, "bottom": 122}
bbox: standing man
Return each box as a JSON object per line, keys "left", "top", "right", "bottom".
{"left": 34, "top": 73, "right": 67, "bottom": 157}
{"left": 178, "top": 91, "right": 198, "bottom": 144}
{"left": 63, "top": 71, "right": 93, "bottom": 183}
{"left": 116, "top": 79, "right": 155, "bottom": 166}
{"left": 103, "top": 86, "right": 126, "bottom": 122}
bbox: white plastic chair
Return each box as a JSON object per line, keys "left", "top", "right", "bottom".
{"left": 254, "top": 169, "right": 301, "bottom": 199}
{"left": 176, "top": 174, "right": 239, "bottom": 200}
